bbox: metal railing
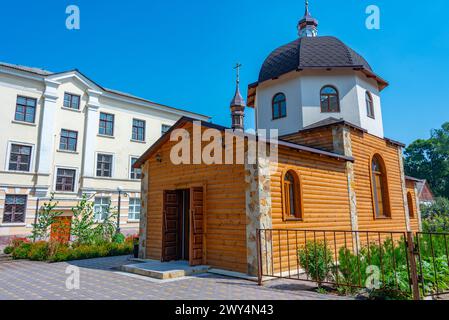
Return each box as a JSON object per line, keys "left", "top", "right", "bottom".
{"left": 256, "top": 229, "right": 449, "bottom": 300}
{"left": 415, "top": 232, "right": 449, "bottom": 297}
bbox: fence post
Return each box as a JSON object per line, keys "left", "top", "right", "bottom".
{"left": 256, "top": 229, "right": 263, "bottom": 286}
{"left": 407, "top": 232, "right": 420, "bottom": 300}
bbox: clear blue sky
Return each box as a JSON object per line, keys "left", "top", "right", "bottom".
{"left": 1, "top": 0, "right": 448, "bottom": 145}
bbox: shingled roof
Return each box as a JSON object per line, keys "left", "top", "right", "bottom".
{"left": 246, "top": 36, "right": 388, "bottom": 107}
{"left": 0, "top": 62, "right": 53, "bottom": 76}
{"left": 259, "top": 36, "right": 374, "bottom": 82}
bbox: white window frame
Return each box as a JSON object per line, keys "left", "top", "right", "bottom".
{"left": 94, "top": 151, "right": 115, "bottom": 178}
{"left": 4, "top": 140, "right": 36, "bottom": 173}
{"left": 129, "top": 155, "right": 142, "bottom": 180}
{"left": 93, "top": 196, "right": 111, "bottom": 222}
{"left": 128, "top": 197, "right": 141, "bottom": 221}
{"left": 131, "top": 118, "right": 146, "bottom": 142}
{"left": 53, "top": 166, "right": 79, "bottom": 194}
{"left": 1, "top": 194, "right": 28, "bottom": 225}
{"left": 63, "top": 92, "right": 81, "bottom": 110}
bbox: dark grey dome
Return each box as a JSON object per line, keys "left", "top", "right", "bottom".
{"left": 259, "top": 36, "right": 373, "bottom": 83}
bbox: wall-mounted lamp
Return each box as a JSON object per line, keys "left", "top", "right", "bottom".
{"left": 156, "top": 154, "right": 162, "bottom": 163}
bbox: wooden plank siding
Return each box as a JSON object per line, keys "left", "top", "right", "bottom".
{"left": 350, "top": 130, "right": 409, "bottom": 232}
{"left": 141, "top": 118, "right": 414, "bottom": 276}
{"left": 281, "top": 128, "right": 335, "bottom": 152}
{"left": 265, "top": 126, "right": 412, "bottom": 275}
{"left": 144, "top": 122, "right": 247, "bottom": 273}
{"left": 268, "top": 148, "right": 352, "bottom": 274}
{"left": 406, "top": 180, "right": 420, "bottom": 232}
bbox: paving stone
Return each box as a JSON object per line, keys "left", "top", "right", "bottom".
{"left": 0, "top": 256, "right": 350, "bottom": 300}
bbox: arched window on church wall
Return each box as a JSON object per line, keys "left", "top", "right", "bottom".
{"left": 272, "top": 93, "right": 287, "bottom": 120}
{"left": 370, "top": 154, "right": 390, "bottom": 218}
{"left": 366, "top": 91, "right": 375, "bottom": 119}
{"left": 282, "top": 170, "right": 302, "bottom": 220}
{"left": 407, "top": 192, "right": 415, "bottom": 219}
{"left": 320, "top": 86, "right": 340, "bottom": 113}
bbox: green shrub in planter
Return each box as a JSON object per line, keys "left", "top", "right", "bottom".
{"left": 28, "top": 241, "right": 50, "bottom": 261}
{"left": 3, "top": 246, "right": 13, "bottom": 255}
{"left": 12, "top": 243, "right": 32, "bottom": 259}
{"left": 298, "top": 241, "right": 334, "bottom": 285}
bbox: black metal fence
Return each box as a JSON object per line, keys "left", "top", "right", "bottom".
{"left": 415, "top": 232, "right": 449, "bottom": 297}
{"left": 256, "top": 229, "right": 449, "bottom": 300}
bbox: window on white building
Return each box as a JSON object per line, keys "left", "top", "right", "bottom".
{"left": 99, "top": 112, "right": 114, "bottom": 136}
{"left": 15, "top": 96, "right": 36, "bottom": 123}
{"left": 96, "top": 154, "right": 113, "bottom": 177}
{"left": 130, "top": 157, "right": 142, "bottom": 180}
{"left": 59, "top": 129, "right": 78, "bottom": 152}
{"left": 94, "top": 197, "right": 110, "bottom": 221}
{"left": 3, "top": 195, "right": 27, "bottom": 224}
{"left": 132, "top": 119, "right": 146, "bottom": 141}
{"left": 320, "top": 86, "right": 340, "bottom": 113}
{"left": 366, "top": 91, "right": 375, "bottom": 119}
{"left": 63, "top": 93, "right": 81, "bottom": 110}
{"left": 55, "top": 168, "right": 76, "bottom": 192}
{"left": 128, "top": 198, "right": 141, "bottom": 221}
{"left": 8, "top": 144, "right": 32, "bottom": 172}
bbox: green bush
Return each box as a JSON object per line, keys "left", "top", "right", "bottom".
{"left": 47, "top": 241, "right": 133, "bottom": 262}
{"left": 12, "top": 243, "right": 32, "bottom": 259}
{"left": 421, "top": 197, "right": 449, "bottom": 233}
{"left": 48, "top": 244, "right": 72, "bottom": 262}
{"left": 3, "top": 246, "right": 13, "bottom": 255}
{"left": 298, "top": 241, "right": 334, "bottom": 285}
{"left": 335, "top": 237, "right": 412, "bottom": 298}
{"left": 112, "top": 233, "right": 125, "bottom": 244}
{"left": 11, "top": 237, "right": 30, "bottom": 248}
{"left": 10, "top": 239, "right": 133, "bottom": 262}
{"left": 28, "top": 241, "right": 50, "bottom": 261}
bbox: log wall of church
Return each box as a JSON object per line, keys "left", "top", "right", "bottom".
{"left": 143, "top": 123, "right": 248, "bottom": 273}
{"left": 281, "top": 128, "right": 335, "bottom": 152}
{"left": 268, "top": 148, "right": 352, "bottom": 274}
{"left": 350, "top": 131, "right": 409, "bottom": 232}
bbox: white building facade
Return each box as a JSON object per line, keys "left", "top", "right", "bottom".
{"left": 0, "top": 62, "right": 209, "bottom": 243}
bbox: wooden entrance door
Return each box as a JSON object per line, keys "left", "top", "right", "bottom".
{"left": 50, "top": 216, "right": 72, "bottom": 244}
{"left": 162, "top": 190, "right": 180, "bottom": 261}
{"left": 189, "top": 187, "right": 204, "bottom": 266}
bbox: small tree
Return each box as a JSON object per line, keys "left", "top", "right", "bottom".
{"left": 31, "top": 195, "right": 63, "bottom": 241}
{"left": 93, "top": 208, "right": 117, "bottom": 244}
{"left": 298, "top": 241, "right": 334, "bottom": 286}
{"left": 70, "top": 194, "right": 96, "bottom": 245}
{"left": 71, "top": 194, "right": 118, "bottom": 245}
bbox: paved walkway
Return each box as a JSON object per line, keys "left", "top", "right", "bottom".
{"left": 0, "top": 256, "right": 349, "bottom": 300}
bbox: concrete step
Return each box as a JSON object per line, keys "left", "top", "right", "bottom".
{"left": 119, "top": 260, "right": 210, "bottom": 280}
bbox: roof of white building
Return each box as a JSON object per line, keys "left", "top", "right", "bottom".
{"left": 0, "top": 62, "right": 210, "bottom": 120}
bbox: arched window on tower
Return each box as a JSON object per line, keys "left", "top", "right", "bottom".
{"left": 366, "top": 91, "right": 375, "bottom": 119}
{"left": 320, "top": 86, "right": 340, "bottom": 113}
{"left": 371, "top": 155, "right": 390, "bottom": 218}
{"left": 272, "top": 93, "right": 287, "bottom": 120}
{"left": 407, "top": 192, "right": 415, "bottom": 219}
{"left": 282, "top": 170, "right": 302, "bottom": 220}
